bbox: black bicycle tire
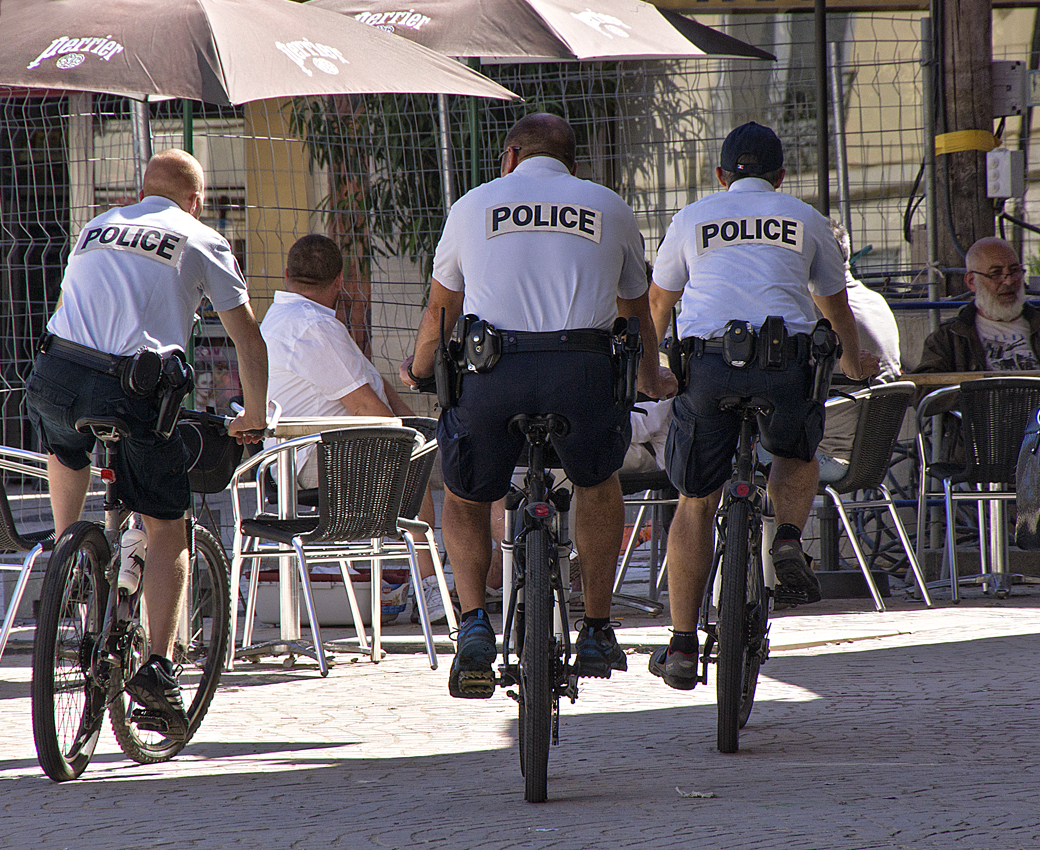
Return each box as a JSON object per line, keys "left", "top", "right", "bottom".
{"left": 31, "top": 521, "right": 111, "bottom": 782}
{"left": 738, "top": 520, "right": 766, "bottom": 729}
{"left": 110, "top": 524, "right": 231, "bottom": 762}
{"left": 521, "top": 528, "right": 553, "bottom": 803}
{"left": 717, "top": 499, "right": 749, "bottom": 754}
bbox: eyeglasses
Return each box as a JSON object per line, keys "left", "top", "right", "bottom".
{"left": 968, "top": 265, "right": 1025, "bottom": 283}
{"left": 498, "top": 146, "right": 520, "bottom": 162}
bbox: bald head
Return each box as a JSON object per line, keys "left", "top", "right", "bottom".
{"left": 503, "top": 113, "right": 576, "bottom": 171}
{"left": 142, "top": 149, "right": 205, "bottom": 216}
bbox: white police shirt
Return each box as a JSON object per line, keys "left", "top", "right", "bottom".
{"left": 261, "top": 291, "right": 389, "bottom": 419}
{"left": 432, "top": 157, "right": 647, "bottom": 332}
{"left": 48, "top": 196, "right": 248, "bottom": 356}
{"left": 653, "top": 178, "right": 846, "bottom": 338}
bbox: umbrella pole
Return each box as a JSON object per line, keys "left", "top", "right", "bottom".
{"left": 437, "top": 94, "right": 454, "bottom": 213}
{"left": 468, "top": 59, "right": 481, "bottom": 192}
{"left": 130, "top": 100, "right": 152, "bottom": 194}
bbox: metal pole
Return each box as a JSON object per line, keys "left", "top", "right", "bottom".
{"left": 182, "top": 100, "right": 194, "bottom": 156}
{"left": 437, "top": 94, "right": 455, "bottom": 213}
{"left": 129, "top": 99, "right": 152, "bottom": 194}
{"left": 828, "top": 41, "right": 852, "bottom": 236}
{"left": 468, "top": 59, "right": 481, "bottom": 192}
{"left": 815, "top": 0, "right": 829, "bottom": 216}
{"left": 921, "top": 16, "right": 942, "bottom": 331}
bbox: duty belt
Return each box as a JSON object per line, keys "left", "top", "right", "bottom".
{"left": 685, "top": 334, "right": 808, "bottom": 360}
{"left": 39, "top": 334, "right": 128, "bottom": 375}
{"left": 500, "top": 329, "right": 613, "bottom": 356}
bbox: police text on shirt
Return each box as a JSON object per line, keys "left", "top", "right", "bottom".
{"left": 695, "top": 216, "right": 803, "bottom": 256}
{"left": 485, "top": 203, "right": 602, "bottom": 243}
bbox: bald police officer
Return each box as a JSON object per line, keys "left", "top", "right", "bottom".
{"left": 402, "top": 113, "right": 675, "bottom": 699}
{"left": 27, "top": 149, "right": 268, "bottom": 740}
{"left": 648, "top": 122, "right": 878, "bottom": 691}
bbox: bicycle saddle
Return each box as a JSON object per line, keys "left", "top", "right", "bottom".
{"left": 75, "top": 415, "right": 131, "bottom": 440}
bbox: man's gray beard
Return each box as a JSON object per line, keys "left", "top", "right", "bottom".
{"left": 975, "top": 283, "right": 1026, "bottom": 322}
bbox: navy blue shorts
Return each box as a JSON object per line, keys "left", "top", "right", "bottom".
{"left": 438, "top": 350, "right": 630, "bottom": 503}
{"left": 26, "top": 352, "right": 190, "bottom": 520}
{"left": 664, "top": 352, "right": 824, "bottom": 499}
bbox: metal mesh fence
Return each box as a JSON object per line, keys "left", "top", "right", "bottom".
{"left": 3, "top": 9, "right": 1040, "bottom": 461}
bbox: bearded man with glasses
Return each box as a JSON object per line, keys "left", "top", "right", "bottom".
{"left": 914, "top": 237, "right": 1040, "bottom": 375}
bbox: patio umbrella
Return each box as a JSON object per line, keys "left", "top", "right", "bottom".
{"left": 308, "top": 0, "right": 774, "bottom": 62}
{"left": 0, "top": 0, "right": 517, "bottom": 104}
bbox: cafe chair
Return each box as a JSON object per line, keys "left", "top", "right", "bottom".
{"left": 0, "top": 447, "right": 57, "bottom": 661}
{"left": 817, "top": 381, "right": 932, "bottom": 611}
{"left": 916, "top": 376, "right": 1040, "bottom": 601}
{"left": 229, "top": 425, "right": 421, "bottom": 675}
{"left": 613, "top": 470, "right": 674, "bottom": 614}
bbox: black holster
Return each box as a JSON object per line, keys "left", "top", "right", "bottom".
{"left": 809, "top": 319, "right": 841, "bottom": 406}
{"left": 611, "top": 316, "right": 642, "bottom": 409}
{"left": 153, "top": 351, "right": 195, "bottom": 439}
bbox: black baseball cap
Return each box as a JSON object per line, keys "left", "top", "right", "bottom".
{"left": 720, "top": 122, "right": 784, "bottom": 175}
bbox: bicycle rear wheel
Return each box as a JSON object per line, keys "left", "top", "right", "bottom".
{"left": 738, "top": 522, "right": 767, "bottom": 729}
{"left": 519, "top": 528, "right": 553, "bottom": 803}
{"left": 110, "top": 524, "right": 231, "bottom": 762}
{"left": 32, "top": 522, "right": 111, "bottom": 782}
{"left": 717, "top": 500, "right": 749, "bottom": 754}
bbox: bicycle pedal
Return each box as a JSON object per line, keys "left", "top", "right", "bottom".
{"left": 131, "top": 708, "right": 171, "bottom": 733}
{"left": 455, "top": 670, "right": 496, "bottom": 698}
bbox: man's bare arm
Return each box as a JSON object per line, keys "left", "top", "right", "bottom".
{"left": 400, "top": 280, "right": 464, "bottom": 387}
{"left": 618, "top": 293, "right": 678, "bottom": 399}
{"left": 649, "top": 283, "right": 681, "bottom": 344}
{"left": 216, "top": 302, "right": 268, "bottom": 437}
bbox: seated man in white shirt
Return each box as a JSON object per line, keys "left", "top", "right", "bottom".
{"left": 260, "top": 234, "right": 448, "bottom": 623}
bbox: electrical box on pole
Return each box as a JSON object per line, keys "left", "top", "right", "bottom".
{"left": 993, "top": 60, "right": 1026, "bottom": 116}
{"left": 986, "top": 148, "right": 1024, "bottom": 198}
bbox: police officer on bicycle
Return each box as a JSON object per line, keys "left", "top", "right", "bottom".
{"left": 26, "top": 149, "right": 268, "bottom": 740}
{"left": 647, "top": 122, "right": 879, "bottom": 691}
{"left": 401, "top": 113, "right": 676, "bottom": 699}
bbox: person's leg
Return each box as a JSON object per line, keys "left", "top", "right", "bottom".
{"left": 47, "top": 456, "right": 91, "bottom": 536}
{"left": 139, "top": 514, "right": 189, "bottom": 658}
{"left": 442, "top": 490, "right": 492, "bottom": 613}
{"left": 664, "top": 488, "right": 722, "bottom": 632}
{"left": 416, "top": 486, "right": 437, "bottom": 579}
{"left": 768, "top": 455, "right": 819, "bottom": 530}
{"left": 767, "top": 455, "right": 823, "bottom": 603}
{"left": 572, "top": 473, "right": 623, "bottom": 619}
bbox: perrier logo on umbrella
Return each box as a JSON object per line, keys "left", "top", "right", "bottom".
{"left": 27, "top": 36, "right": 126, "bottom": 71}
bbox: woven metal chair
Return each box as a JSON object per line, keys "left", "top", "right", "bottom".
{"left": 0, "top": 447, "right": 57, "bottom": 660}
{"left": 817, "top": 381, "right": 931, "bottom": 611}
{"left": 229, "top": 425, "right": 421, "bottom": 675}
{"left": 916, "top": 376, "right": 1040, "bottom": 601}
{"left": 613, "top": 470, "right": 674, "bottom": 614}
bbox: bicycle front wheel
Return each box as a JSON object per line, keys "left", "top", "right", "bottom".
{"left": 519, "top": 528, "right": 553, "bottom": 803}
{"left": 717, "top": 499, "right": 750, "bottom": 754}
{"left": 32, "top": 522, "right": 111, "bottom": 782}
{"left": 110, "top": 524, "right": 231, "bottom": 762}
{"left": 738, "top": 527, "right": 767, "bottom": 730}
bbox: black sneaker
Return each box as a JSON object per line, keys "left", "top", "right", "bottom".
{"left": 125, "top": 654, "right": 189, "bottom": 742}
{"left": 448, "top": 610, "right": 497, "bottom": 699}
{"left": 573, "top": 621, "right": 627, "bottom": 679}
{"left": 648, "top": 644, "right": 699, "bottom": 691}
{"left": 772, "top": 539, "right": 822, "bottom": 605}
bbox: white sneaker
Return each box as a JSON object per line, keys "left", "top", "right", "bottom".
{"left": 416, "top": 575, "right": 448, "bottom": 626}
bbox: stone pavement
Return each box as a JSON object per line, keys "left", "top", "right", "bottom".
{"left": 1, "top": 588, "right": 1039, "bottom": 850}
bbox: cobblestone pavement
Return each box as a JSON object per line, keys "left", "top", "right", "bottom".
{"left": 1, "top": 590, "right": 1038, "bottom": 850}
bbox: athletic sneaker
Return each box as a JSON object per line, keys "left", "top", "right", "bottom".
{"left": 772, "top": 539, "right": 822, "bottom": 605}
{"left": 448, "top": 609, "right": 497, "bottom": 699}
{"left": 411, "top": 575, "right": 448, "bottom": 626}
{"left": 573, "top": 621, "right": 627, "bottom": 678}
{"left": 648, "top": 644, "right": 699, "bottom": 691}
{"left": 124, "top": 654, "right": 189, "bottom": 742}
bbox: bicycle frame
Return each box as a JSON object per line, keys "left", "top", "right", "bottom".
{"left": 499, "top": 416, "right": 575, "bottom": 702}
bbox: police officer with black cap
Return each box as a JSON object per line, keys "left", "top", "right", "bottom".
{"left": 646, "top": 121, "right": 879, "bottom": 691}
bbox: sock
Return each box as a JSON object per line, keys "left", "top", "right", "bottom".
{"left": 460, "top": 608, "right": 484, "bottom": 624}
{"left": 775, "top": 523, "right": 802, "bottom": 543}
{"left": 583, "top": 616, "right": 610, "bottom": 631}
{"left": 669, "top": 630, "right": 698, "bottom": 654}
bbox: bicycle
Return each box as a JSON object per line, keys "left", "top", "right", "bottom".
{"left": 695, "top": 396, "right": 773, "bottom": 754}
{"left": 497, "top": 412, "right": 576, "bottom": 804}
{"left": 31, "top": 408, "right": 241, "bottom": 781}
